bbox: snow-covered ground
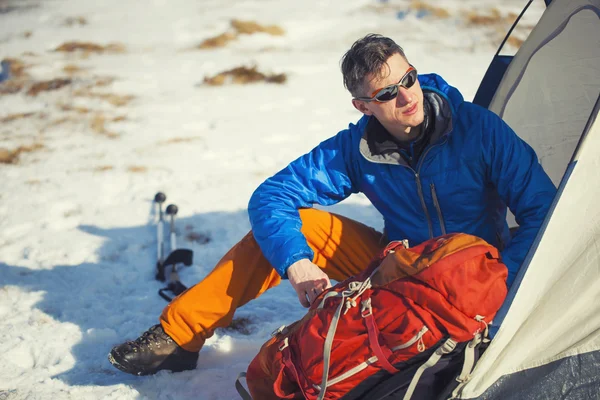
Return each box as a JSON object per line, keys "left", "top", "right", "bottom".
{"left": 0, "top": 0, "right": 544, "bottom": 398}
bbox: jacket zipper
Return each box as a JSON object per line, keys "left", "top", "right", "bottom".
{"left": 413, "top": 138, "right": 446, "bottom": 239}
{"left": 415, "top": 173, "right": 433, "bottom": 239}
{"left": 313, "top": 325, "right": 429, "bottom": 389}
{"left": 430, "top": 183, "right": 447, "bottom": 235}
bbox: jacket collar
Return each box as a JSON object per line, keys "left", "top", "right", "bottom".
{"left": 359, "top": 90, "right": 453, "bottom": 166}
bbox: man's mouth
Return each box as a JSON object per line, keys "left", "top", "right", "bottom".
{"left": 403, "top": 102, "right": 418, "bottom": 115}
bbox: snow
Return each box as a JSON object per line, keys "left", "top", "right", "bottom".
{"left": 0, "top": 0, "right": 544, "bottom": 398}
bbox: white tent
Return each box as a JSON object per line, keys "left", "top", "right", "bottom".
{"left": 459, "top": 0, "right": 600, "bottom": 397}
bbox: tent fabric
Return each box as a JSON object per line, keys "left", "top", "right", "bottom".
{"left": 459, "top": 0, "right": 600, "bottom": 398}
{"left": 467, "top": 349, "right": 600, "bottom": 399}
{"left": 488, "top": 0, "right": 600, "bottom": 186}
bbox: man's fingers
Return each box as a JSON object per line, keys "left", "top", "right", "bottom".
{"left": 296, "top": 289, "right": 310, "bottom": 308}
{"left": 308, "top": 286, "right": 325, "bottom": 305}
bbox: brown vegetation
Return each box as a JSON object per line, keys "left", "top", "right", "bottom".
{"left": 224, "top": 317, "right": 254, "bottom": 335}
{"left": 1, "top": 57, "right": 29, "bottom": 80}
{"left": 197, "top": 32, "right": 238, "bottom": 49}
{"left": 197, "top": 19, "right": 285, "bottom": 49}
{"left": 63, "top": 64, "right": 87, "bottom": 75}
{"left": 90, "top": 114, "right": 119, "bottom": 138}
{"left": 26, "top": 78, "right": 72, "bottom": 96}
{"left": 93, "top": 165, "right": 114, "bottom": 172}
{"left": 64, "top": 16, "right": 88, "bottom": 26}
{"left": 1, "top": 112, "right": 38, "bottom": 123}
{"left": 465, "top": 9, "right": 518, "bottom": 26}
{"left": 506, "top": 35, "right": 525, "bottom": 48}
{"left": 0, "top": 143, "right": 44, "bottom": 164}
{"left": 73, "top": 88, "right": 134, "bottom": 107}
{"left": 204, "top": 66, "right": 286, "bottom": 86}
{"left": 409, "top": 1, "right": 450, "bottom": 18}
{"left": 54, "top": 41, "right": 126, "bottom": 54}
{"left": 230, "top": 19, "right": 285, "bottom": 36}
{"left": 127, "top": 165, "right": 147, "bottom": 173}
{"left": 0, "top": 81, "right": 25, "bottom": 95}
{"left": 185, "top": 231, "right": 211, "bottom": 244}
{"left": 159, "top": 136, "right": 203, "bottom": 145}
{"left": 59, "top": 104, "right": 91, "bottom": 114}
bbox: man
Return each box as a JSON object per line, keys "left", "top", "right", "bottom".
{"left": 108, "top": 34, "right": 557, "bottom": 376}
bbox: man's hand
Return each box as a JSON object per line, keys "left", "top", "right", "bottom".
{"left": 287, "top": 259, "right": 332, "bottom": 308}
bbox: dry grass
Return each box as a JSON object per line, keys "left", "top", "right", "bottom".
{"left": 63, "top": 64, "right": 87, "bottom": 75}
{"left": 197, "top": 32, "right": 238, "bottom": 49}
{"left": 160, "top": 136, "right": 203, "bottom": 144}
{"left": 2, "top": 57, "right": 28, "bottom": 78}
{"left": 26, "top": 78, "right": 71, "bottom": 96}
{"left": 45, "top": 116, "right": 74, "bottom": 129}
{"left": 506, "top": 35, "right": 525, "bottom": 48}
{"left": 95, "top": 77, "right": 117, "bottom": 87}
{"left": 0, "top": 81, "right": 25, "bottom": 95}
{"left": 197, "top": 19, "right": 285, "bottom": 49}
{"left": 93, "top": 165, "right": 114, "bottom": 172}
{"left": 90, "top": 114, "right": 119, "bottom": 138}
{"left": 230, "top": 19, "right": 285, "bottom": 36}
{"left": 73, "top": 89, "right": 135, "bottom": 107}
{"left": 364, "top": 1, "right": 449, "bottom": 18}
{"left": 185, "top": 231, "right": 211, "bottom": 244}
{"left": 127, "top": 165, "right": 147, "bottom": 173}
{"left": 204, "top": 65, "right": 286, "bottom": 86}
{"left": 465, "top": 8, "right": 518, "bottom": 26}
{"left": 1, "top": 112, "right": 37, "bottom": 123}
{"left": 64, "top": 16, "right": 88, "bottom": 26}
{"left": 409, "top": 1, "right": 450, "bottom": 18}
{"left": 59, "top": 104, "right": 91, "bottom": 114}
{"left": 0, "top": 143, "right": 44, "bottom": 164}
{"left": 223, "top": 317, "right": 254, "bottom": 335}
{"left": 54, "top": 41, "right": 126, "bottom": 54}
{"left": 0, "top": 57, "right": 30, "bottom": 95}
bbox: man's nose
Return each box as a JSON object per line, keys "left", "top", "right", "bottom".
{"left": 396, "top": 86, "right": 413, "bottom": 106}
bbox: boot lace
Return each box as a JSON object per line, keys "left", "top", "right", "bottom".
{"left": 127, "top": 325, "right": 173, "bottom": 352}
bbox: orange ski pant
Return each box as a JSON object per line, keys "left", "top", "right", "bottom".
{"left": 160, "top": 208, "right": 383, "bottom": 352}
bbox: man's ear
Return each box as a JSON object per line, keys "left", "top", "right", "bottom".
{"left": 352, "top": 99, "right": 373, "bottom": 116}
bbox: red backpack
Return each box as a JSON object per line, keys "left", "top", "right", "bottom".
{"left": 239, "top": 233, "right": 508, "bottom": 399}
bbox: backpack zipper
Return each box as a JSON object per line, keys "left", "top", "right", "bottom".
{"left": 313, "top": 325, "right": 429, "bottom": 389}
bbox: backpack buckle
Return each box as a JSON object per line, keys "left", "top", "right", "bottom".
{"left": 360, "top": 298, "right": 373, "bottom": 317}
{"left": 278, "top": 337, "right": 289, "bottom": 351}
{"left": 271, "top": 325, "right": 287, "bottom": 337}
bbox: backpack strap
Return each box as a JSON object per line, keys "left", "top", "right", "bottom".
{"left": 403, "top": 338, "right": 457, "bottom": 400}
{"left": 280, "top": 337, "right": 311, "bottom": 399}
{"left": 235, "top": 372, "right": 253, "bottom": 400}
{"left": 449, "top": 318, "right": 491, "bottom": 399}
{"left": 361, "top": 298, "right": 399, "bottom": 374}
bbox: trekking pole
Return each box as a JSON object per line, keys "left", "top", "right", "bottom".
{"left": 154, "top": 192, "right": 167, "bottom": 282}
{"left": 158, "top": 203, "right": 193, "bottom": 302}
{"left": 167, "top": 204, "right": 178, "bottom": 254}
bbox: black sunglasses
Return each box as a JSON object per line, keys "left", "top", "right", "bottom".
{"left": 354, "top": 66, "right": 418, "bottom": 103}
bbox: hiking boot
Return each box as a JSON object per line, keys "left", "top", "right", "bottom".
{"left": 108, "top": 324, "right": 199, "bottom": 376}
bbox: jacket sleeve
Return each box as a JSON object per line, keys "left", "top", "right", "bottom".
{"left": 481, "top": 109, "right": 557, "bottom": 287}
{"left": 248, "top": 129, "right": 359, "bottom": 277}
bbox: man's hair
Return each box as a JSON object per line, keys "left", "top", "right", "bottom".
{"left": 340, "top": 34, "right": 407, "bottom": 98}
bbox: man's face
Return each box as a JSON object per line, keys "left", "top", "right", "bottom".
{"left": 352, "top": 53, "right": 424, "bottom": 138}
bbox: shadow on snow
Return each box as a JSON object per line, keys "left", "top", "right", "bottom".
{"left": 0, "top": 201, "right": 382, "bottom": 398}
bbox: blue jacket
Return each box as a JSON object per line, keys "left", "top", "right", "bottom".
{"left": 248, "top": 74, "right": 557, "bottom": 286}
